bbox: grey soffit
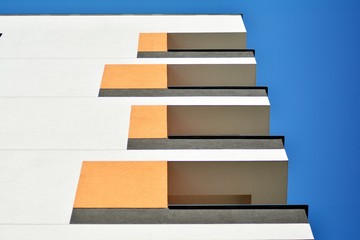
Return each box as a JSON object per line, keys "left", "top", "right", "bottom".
{"left": 99, "top": 88, "right": 267, "bottom": 97}
{"left": 70, "top": 208, "right": 308, "bottom": 224}
{"left": 137, "top": 50, "right": 254, "bottom": 58}
{"left": 127, "top": 138, "right": 284, "bottom": 150}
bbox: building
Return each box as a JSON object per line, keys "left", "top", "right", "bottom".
{"left": 0, "top": 14, "right": 314, "bottom": 239}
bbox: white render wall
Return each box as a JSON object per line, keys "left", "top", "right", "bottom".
{"left": 0, "top": 15, "right": 269, "bottom": 224}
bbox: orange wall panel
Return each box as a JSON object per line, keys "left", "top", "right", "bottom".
{"left": 73, "top": 161, "right": 168, "bottom": 208}
{"left": 100, "top": 64, "right": 167, "bottom": 89}
{"left": 128, "top": 105, "right": 168, "bottom": 138}
{"left": 138, "top": 33, "right": 168, "bottom": 52}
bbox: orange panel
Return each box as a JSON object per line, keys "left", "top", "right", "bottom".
{"left": 128, "top": 105, "right": 167, "bottom": 138}
{"left": 138, "top": 33, "right": 168, "bottom": 52}
{"left": 100, "top": 64, "right": 167, "bottom": 89}
{"left": 74, "top": 161, "right": 168, "bottom": 208}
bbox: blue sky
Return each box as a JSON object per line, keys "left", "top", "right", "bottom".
{"left": 1, "top": 0, "right": 360, "bottom": 239}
